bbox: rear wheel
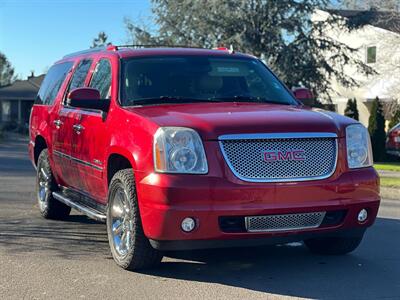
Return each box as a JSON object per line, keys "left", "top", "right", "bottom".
{"left": 304, "top": 234, "right": 364, "bottom": 255}
{"left": 106, "top": 169, "right": 162, "bottom": 270}
{"left": 36, "top": 149, "right": 71, "bottom": 219}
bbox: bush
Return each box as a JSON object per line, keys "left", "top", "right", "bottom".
{"left": 344, "top": 98, "right": 359, "bottom": 121}
{"left": 368, "top": 97, "right": 386, "bottom": 161}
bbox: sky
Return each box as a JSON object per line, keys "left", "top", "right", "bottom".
{"left": 0, "top": 0, "right": 152, "bottom": 78}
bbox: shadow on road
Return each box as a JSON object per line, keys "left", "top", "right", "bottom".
{"left": 0, "top": 213, "right": 399, "bottom": 298}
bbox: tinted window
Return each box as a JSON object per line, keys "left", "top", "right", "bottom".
{"left": 66, "top": 59, "right": 92, "bottom": 95}
{"left": 121, "top": 56, "right": 296, "bottom": 106}
{"left": 89, "top": 59, "right": 111, "bottom": 99}
{"left": 367, "top": 46, "right": 377, "bottom": 64}
{"left": 36, "top": 62, "right": 73, "bottom": 105}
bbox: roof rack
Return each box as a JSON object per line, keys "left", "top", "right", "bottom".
{"left": 62, "top": 44, "right": 229, "bottom": 59}
{"left": 114, "top": 44, "right": 205, "bottom": 50}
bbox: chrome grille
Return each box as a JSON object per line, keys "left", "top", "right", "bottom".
{"left": 219, "top": 134, "right": 337, "bottom": 182}
{"left": 245, "top": 212, "right": 326, "bottom": 232}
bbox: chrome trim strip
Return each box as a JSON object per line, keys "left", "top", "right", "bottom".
{"left": 218, "top": 132, "right": 338, "bottom": 141}
{"left": 53, "top": 192, "right": 106, "bottom": 222}
{"left": 53, "top": 150, "right": 103, "bottom": 171}
{"left": 218, "top": 133, "right": 338, "bottom": 183}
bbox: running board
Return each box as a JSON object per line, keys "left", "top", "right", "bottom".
{"left": 52, "top": 192, "right": 106, "bottom": 222}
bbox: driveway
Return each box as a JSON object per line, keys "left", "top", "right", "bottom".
{"left": 0, "top": 136, "right": 399, "bottom": 299}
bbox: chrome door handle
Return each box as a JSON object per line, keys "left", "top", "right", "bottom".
{"left": 73, "top": 124, "right": 84, "bottom": 134}
{"left": 53, "top": 119, "right": 63, "bottom": 128}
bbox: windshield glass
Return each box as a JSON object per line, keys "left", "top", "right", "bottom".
{"left": 120, "top": 56, "right": 297, "bottom": 106}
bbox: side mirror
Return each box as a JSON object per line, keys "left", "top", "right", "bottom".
{"left": 292, "top": 87, "right": 315, "bottom": 106}
{"left": 67, "top": 88, "right": 110, "bottom": 112}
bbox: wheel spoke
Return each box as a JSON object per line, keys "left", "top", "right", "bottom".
{"left": 40, "top": 168, "right": 49, "bottom": 181}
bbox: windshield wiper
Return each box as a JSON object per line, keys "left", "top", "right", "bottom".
{"left": 210, "top": 95, "right": 290, "bottom": 105}
{"left": 129, "top": 96, "right": 224, "bottom": 106}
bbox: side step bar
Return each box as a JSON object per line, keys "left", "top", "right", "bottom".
{"left": 53, "top": 192, "right": 106, "bottom": 222}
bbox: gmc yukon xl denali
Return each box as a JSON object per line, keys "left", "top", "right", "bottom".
{"left": 29, "top": 45, "right": 380, "bottom": 270}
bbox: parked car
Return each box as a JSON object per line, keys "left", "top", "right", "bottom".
{"left": 29, "top": 45, "right": 380, "bottom": 270}
{"left": 386, "top": 122, "right": 400, "bottom": 157}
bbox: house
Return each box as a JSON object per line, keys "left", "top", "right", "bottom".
{"left": 313, "top": 9, "right": 400, "bottom": 127}
{"left": 0, "top": 73, "right": 45, "bottom": 127}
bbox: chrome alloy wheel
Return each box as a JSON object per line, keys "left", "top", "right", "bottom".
{"left": 37, "top": 167, "right": 50, "bottom": 211}
{"left": 110, "top": 187, "right": 134, "bottom": 258}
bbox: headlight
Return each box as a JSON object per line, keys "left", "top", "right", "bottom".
{"left": 346, "top": 124, "right": 373, "bottom": 169}
{"left": 153, "top": 127, "right": 208, "bottom": 174}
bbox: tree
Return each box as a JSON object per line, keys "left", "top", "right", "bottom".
{"left": 368, "top": 97, "right": 386, "bottom": 161}
{"left": 389, "top": 107, "right": 400, "bottom": 129}
{"left": 344, "top": 98, "right": 359, "bottom": 120}
{"left": 0, "top": 52, "right": 15, "bottom": 86}
{"left": 125, "top": 0, "right": 375, "bottom": 102}
{"left": 91, "top": 31, "right": 109, "bottom": 48}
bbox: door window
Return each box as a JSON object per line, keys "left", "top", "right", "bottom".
{"left": 66, "top": 59, "right": 92, "bottom": 97}
{"left": 36, "top": 61, "right": 73, "bottom": 105}
{"left": 89, "top": 59, "right": 112, "bottom": 99}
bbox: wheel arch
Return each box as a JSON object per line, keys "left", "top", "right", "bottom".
{"left": 34, "top": 135, "right": 48, "bottom": 166}
{"left": 106, "top": 148, "right": 137, "bottom": 186}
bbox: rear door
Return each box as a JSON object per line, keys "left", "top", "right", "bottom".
{"left": 36, "top": 61, "right": 74, "bottom": 186}
{"left": 71, "top": 58, "right": 112, "bottom": 203}
{"left": 57, "top": 58, "right": 93, "bottom": 190}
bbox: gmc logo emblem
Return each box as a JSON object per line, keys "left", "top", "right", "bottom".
{"left": 263, "top": 150, "right": 305, "bottom": 162}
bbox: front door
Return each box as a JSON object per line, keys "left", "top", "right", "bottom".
{"left": 70, "top": 58, "right": 112, "bottom": 203}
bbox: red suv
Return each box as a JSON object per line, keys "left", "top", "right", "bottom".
{"left": 386, "top": 122, "right": 400, "bottom": 158}
{"left": 29, "top": 46, "right": 380, "bottom": 270}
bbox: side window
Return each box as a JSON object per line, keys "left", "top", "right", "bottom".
{"left": 89, "top": 59, "right": 112, "bottom": 99}
{"left": 36, "top": 62, "right": 73, "bottom": 105}
{"left": 366, "top": 46, "right": 377, "bottom": 64}
{"left": 66, "top": 59, "right": 92, "bottom": 96}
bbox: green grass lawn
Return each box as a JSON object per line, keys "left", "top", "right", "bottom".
{"left": 374, "top": 162, "right": 400, "bottom": 172}
{"left": 380, "top": 177, "right": 400, "bottom": 188}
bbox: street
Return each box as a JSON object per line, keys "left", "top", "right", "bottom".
{"left": 0, "top": 136, "right": 399, "bottom": 299}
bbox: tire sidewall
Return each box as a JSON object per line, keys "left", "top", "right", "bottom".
{"left": 107, "top": 178, "right": 135, "bottom": 268}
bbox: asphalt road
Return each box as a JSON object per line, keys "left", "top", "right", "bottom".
{"left": 0, "top": 136, "right": 399, "bottom": 300}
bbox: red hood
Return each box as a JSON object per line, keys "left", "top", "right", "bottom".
{"left": 125, "top": 102, "right": 356, "bottom": 140}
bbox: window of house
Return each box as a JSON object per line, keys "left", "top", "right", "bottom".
{"left": 36, "top": 61, "right": 73, "bottom": 105}
{"left": 1, "top": 101, "right": 11, "bottom": 121}
{"left": 89, "top": 59, "right": 112, "bottom": 99}
{"left": 367, "top": 46, "right": 377, "bottom": 64}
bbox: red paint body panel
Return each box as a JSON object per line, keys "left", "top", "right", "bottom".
{"left": 386, "top": 123, "right": 400, "bottom": 157}
{"left": 29, "top": 47, "right": 380, "bottom": 246}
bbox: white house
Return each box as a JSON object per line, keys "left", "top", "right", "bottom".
{"left": 313, "top": 9, "right": 400, "bottom": 127}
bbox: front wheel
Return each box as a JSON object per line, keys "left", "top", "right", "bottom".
{"left": 304, "top": 234, "right": 364, "bottom": 255}
{"left": 106, "top": 169, "right": 163, "bottom": 270}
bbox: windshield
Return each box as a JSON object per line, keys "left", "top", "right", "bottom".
{"left": 120, "top": 56, "right": 297, "bottom": 106}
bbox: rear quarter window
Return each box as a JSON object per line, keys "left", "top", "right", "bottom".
{"left": 36, "top": 61, "right": 73, "bottom": 105}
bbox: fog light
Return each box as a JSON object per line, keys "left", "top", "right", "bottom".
{"left": 181, "top": 217, "right": 196, "bottom": 232}
{"left": 358, "top": 209, "right": 368, "bottom": 223}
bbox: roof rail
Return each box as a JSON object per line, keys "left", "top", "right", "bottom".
{"left": 62, "top": 44, "right": 207, "bottom": 59}
{"left": 63, "top": 46, "right": 107, "bottom": 59}
{"left": 114, "top": 44, "right": 205, "bottom": 50}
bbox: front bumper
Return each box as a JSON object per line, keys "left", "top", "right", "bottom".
{"left": 136, "top": 167, "right": 380, "bottom": 249}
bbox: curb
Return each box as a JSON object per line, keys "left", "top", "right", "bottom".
{"left": 380, "top": 187, "right": 399, "bottom": 200}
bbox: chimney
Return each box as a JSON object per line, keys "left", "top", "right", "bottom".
{"left": 28, "top": 71, "right": 34, "bottom": 79}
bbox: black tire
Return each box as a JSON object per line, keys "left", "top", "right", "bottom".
{"left": 36, "top": 149, "right": 71, "bottom": 219}
{"left": 304, "top": 234, "right": 364, "bottom": 255}
{"left": 106, "top": 169, "right": 162, "bottom": 270}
